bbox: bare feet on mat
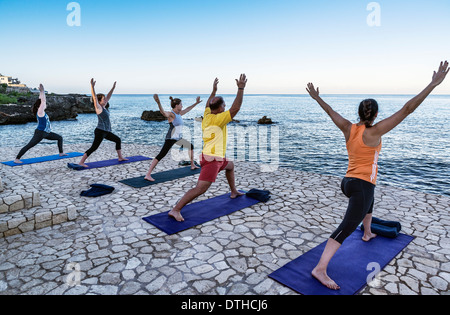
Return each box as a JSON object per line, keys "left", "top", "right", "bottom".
{"left": 311, "top": 267, "right": 340, "bottom": 290}
{"left": 230, "top": 190, "right": 245, "bottom": 199}
{"left": 119, "top": 158, "right": 129, "bottom": 162}
{"left": 59, "top": 153, "right": 69, "bottom": 157}
{"left": 191, "top": 164, "right": 200, "bottom": 170}
{"left": 14, "top": 159, "right": 23, "bottom": 164}
{"left": 79, "top": 163, "right": 89, "bottom": 168}
{"left": 144, "top": 175, "right": 155, "bottom": 182}
{"left": 168, "top": 210, "right": 185, "bottom": 222}
{"left": 362, "top": 232, "right": 377, "bottom": 242}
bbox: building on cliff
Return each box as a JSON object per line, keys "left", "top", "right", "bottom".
{"left": 0, "top": 74, "right": 31, "bottom": 93}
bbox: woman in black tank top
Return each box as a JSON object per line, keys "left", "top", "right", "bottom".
{"left": 77, "top": 79, "right": 128, "bottom": 168}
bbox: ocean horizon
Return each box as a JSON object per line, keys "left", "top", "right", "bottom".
{"left": 1, "top": 94, "right": 449, "bottom": 197}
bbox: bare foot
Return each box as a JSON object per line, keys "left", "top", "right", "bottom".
{"left": 14, "top": 159, "right": 23, "bottom": 164}
{"left": 119, "top": 158, "right": 129, "bottom": 162}
{"left": 311, "top": 267, "right": 340, "bottom": 290}
{"left": 168, "top": 210, "right": 185, "bottom": 222}
{"left": 79, "top": 163, "right": 89, "bottom": 168}
{"left": 59, "top": 153, "right": 69, "bottom": 157}
{"left": 191, "top": 164, "right": 200, "bottom": 170}
{"left": 362, "top": 232, "right": 377, "bottom": 242}
{"left": 144, "top": 176, "right": 155, "bottom": 182}
{"left": 230, "top": 190, "right": 245, "bottom": 199}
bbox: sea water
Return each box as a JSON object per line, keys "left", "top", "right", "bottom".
{"left": 1, "top": 94, "right": 449, "bottom": 197}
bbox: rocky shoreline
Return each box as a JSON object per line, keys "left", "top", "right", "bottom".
{"left": 0, "top": 94, "right": 93, "bottom": 125}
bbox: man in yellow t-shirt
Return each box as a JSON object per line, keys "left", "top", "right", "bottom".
{"left": 168, "top": 74, "right": 247, "bottom": 222}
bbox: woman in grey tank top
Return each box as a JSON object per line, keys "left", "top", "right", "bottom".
{"left": 77, "top": 79, "right": 128, "bottom": 168}
{"left": 144, "top": 94, "right": 202, "bottom": 182}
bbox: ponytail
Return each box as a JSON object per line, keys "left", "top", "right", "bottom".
{"left": 358, "top": 99, "right": 379, "bottom": 128}
{"left": 169, "top": 96, "right": 182, "bottom": 109}
{"left": 32, "top": 99, "right": 41, "bottom": 116}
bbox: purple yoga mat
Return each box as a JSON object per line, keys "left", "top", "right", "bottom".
{"left": 76, "top": 156, "right": 152, "bottom": 170}
{"left": 143, "top": 192, "right": 261, "bottom": 235}
{"left": 269, "top": 230, "right": 414, "bottom": 295}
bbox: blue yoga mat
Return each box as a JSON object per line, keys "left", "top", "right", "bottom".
{"left": 2, "top": 152, "right": 84, "bottom": 167}
{"left": 119, "top": 166, "right": 201, "bottom": 188}
{"left": 269, "top": 230, "right": 414, "bottom": 295}
{"left": 143, "top": 192, "right": 261, "bottom": 235}
{"left": 70, "top": 156, "right": 152, "bottom": 171}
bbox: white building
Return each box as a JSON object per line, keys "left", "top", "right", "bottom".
{"left": 0, "top": 75, "right": 12, "bottom": 85}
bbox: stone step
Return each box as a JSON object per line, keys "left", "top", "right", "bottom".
{"left": 0, "top": 197, "right": 77, "bottom": 238}
{"left": 0, "top": 191, "right": 41, "bottom": 214}
{"left": 0, "top": 170, "right": 78, "bottom": 238}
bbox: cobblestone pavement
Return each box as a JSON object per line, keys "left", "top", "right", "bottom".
{"left": 0, "top": 144, "right": 449, "bottom": 295}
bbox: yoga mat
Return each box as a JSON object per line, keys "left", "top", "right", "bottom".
{"left": 142, "top": 192, "right": 260, "bottom": 235}
{"left": 1, "top": 152, "right": 84, "bottom": 167}
{"left": 119, "top": 166, "right": 201, "bottom": 188}
{"left": 269, "top": 230, "right": 414, "bottom": 295}
{"left": 73, "top": 156, "right": 152, "bottom": 170}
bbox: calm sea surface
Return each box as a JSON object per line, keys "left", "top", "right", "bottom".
{"left": 1, "top": 94, "right": 449, "bottom": 197}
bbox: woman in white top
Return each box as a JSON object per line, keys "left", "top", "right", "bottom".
{"left": 144, "top": 94, "right": 201, "bottom": 181}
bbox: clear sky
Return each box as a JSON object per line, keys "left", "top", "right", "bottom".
{"left": 1, "top": 0, "right": 449, "bottom": 94}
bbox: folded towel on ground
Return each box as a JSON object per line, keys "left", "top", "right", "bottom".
{"left": 361, "top": 217, "right": 402, "bottom": 238}
{"left": 178, "top": 160, "right": 200, "bottom": 167}
{"left": 68, "top": 163, "right": 86, "bottom": 170}
{"left": 245, "top": 189, "right": 271, "bottom": 202}
{"left": 80, "top": 184, "right": 115, "bottom": 197}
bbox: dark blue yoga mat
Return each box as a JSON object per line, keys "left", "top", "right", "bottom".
{"left": 73, "top": 156, "right": 152, "bottom": 170}
{"left": 142, "top": 192, "right": 261, "bottom": 235}
{"left": 2, "top": 152, "right": 84, "bottom": 167}
{"left": 119, "top": 166, "right": 201, "bottom": 188}
{"left": 269, "top": 230, "right": 414, "bottom": 295}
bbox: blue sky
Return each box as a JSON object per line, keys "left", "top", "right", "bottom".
{"left": 1, "top": 0, "right": 449, "bottom": 94}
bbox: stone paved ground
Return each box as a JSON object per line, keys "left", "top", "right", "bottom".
{"left": 0, "top": 143, "right": 449, "bottom": 295}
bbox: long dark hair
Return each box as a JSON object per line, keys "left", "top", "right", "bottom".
{"left": 358, "top": 99, "right": 379, "bottom": 128}
{"left": 32, "top": 99, "right": 41, "bottom": 116}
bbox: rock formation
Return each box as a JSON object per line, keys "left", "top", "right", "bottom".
{"left": 0, "top": 94, "right": 93, "bottom": 125}
{"left": 141, "top": 110, "right": 166, "bottom": 122}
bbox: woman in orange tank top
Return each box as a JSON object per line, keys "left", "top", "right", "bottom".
{"left": 306, "top": 61, "right": 449, "bottom": 291}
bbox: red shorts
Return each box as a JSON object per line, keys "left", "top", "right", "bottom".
{"left": 198, "top": 154, "right": 229, "bottom": 183}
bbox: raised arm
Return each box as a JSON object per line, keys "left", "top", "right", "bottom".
{"left": 181, "top": 96, "right": 202, "bottom": 116}
{"left": 37, "top": 84, "right": 47, "bottom": 117}
{"left": 90, "top": 78, "right": 102, "bottom": 115}
{"left": 306, "top": 83, "right": 352, "bottom": 139}
{"left": 206, "top": 78, "right": 219, "bottom": 109}
{"left": 105, "top": 81, "right": 117, "bottom": 103}
{"left": 229, "top": 74, "right": 247, "bottom": 119}
{"left": 372, "top": 61, "right": 449, "bottom": 137}
{"left": 153, "top": 94, "right": 172, "bottom": 119}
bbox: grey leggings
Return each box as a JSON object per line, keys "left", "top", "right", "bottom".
{"left": 330, "top": 177, "right": 375, "bottom": 244}
{"left": 17, "top": 129, "right": 63, "bottom": 159}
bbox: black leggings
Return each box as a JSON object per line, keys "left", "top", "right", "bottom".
{"left": 85, "top": 128, "right": 122, "bottom": 157}
{"left": 330, "top": 177, "right": 375, "bottom": 244}
{"left": 155, "top": 139, "right": 194, "bottom": 161}
{"left": 17, "top": 129, "right": 63, "bottom": 159}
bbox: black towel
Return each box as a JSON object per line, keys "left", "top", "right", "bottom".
{"left": 245, "top": 189, "right": 271, "bottom": 202}
{"left": 80, "top": 184, "right": 115, "bottom": 197}
{"left": 361, "top": 217, "right": 402, "bottom": 238}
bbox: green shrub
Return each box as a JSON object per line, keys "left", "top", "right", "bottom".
{"left": 0, "top": 94, "right": 18, "bottom": 104}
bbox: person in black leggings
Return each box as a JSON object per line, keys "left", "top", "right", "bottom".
{"left": 305, "top": 61, "right": 449, "bottom": 290}
{"left": 144, "top": 94, "right": 201, "bottom": 181}
{"left": 14, "top": 84, "right": 67, "bottom": 164}
{"left": 78, "top": 79, "right": 127, "bottom": 167}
